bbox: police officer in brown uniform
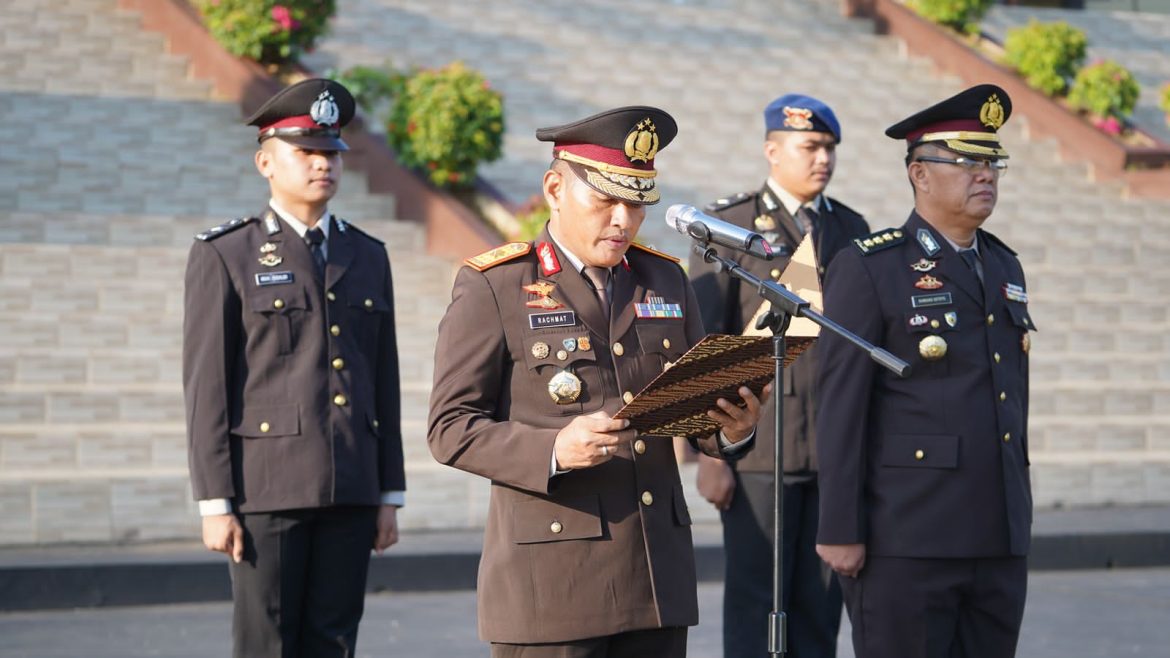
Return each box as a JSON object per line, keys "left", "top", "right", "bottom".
{"left": 428, "top": 106, "right": 768, "bottom": 658}
{"left": 183, "top": 79, "right": 405, "bottom": 658}
{"left": 815, "top": 85, "right": 1033, "bottom": 658}
{"left": 688, "top": 94, "right": 867, "bottom": 658}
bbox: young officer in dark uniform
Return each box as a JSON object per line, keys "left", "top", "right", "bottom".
{"left": 688, "top": 94, "right": 868, "bottom": 658}
{"left": 815, "top": 84, "right": 1034, "bottom": 658}
{"left": 183, "top": 78, "right": 405, "bottom": 658}
{"left": 428, "top": 106, "right": 768, "bottom": 658}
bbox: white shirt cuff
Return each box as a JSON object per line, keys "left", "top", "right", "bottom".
{"left": 380, "top": 491, "right": 405, "bottom": 507}
{"left": 719, "top": 429, "right": 756, "bottom": 455}
{"left": 198, "top": 498, "right": 232, "bottom": 516}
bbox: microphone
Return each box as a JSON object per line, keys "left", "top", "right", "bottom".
{"left": 664, "top": 204, "right": 774, "bottom": 260}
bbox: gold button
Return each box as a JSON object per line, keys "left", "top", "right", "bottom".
{"left": 333, "top": 394, "right": 347, "bottom": 406}
{"left": 914, "top": 449, "right": 924, "bottom": 460}
{"left": 613, "top": 342, "right": 625, "bottom": 357}
{"left": 662, "top": 338, "right": 671, "bottom": 349}
{"left": 1003, "top": 432, "right": 1011, "bottom": 442}
{"left": 634, "top": 439, "right": 646, "bottom": 455}
{"left": 327, "top": 291, "right": 336, "bottom": 302}
{"left": 994, "top": 352, "right": 1001, "bottom": 363}
{"left": 930, "top": 319, "right": 940, "bottom": 329}
{"left": 364, "top": 298, "right": 374, "bottom": 309}
{"left": 623, "top": 391, "right": 634, "bottom": 404}
{"left": 641, "top": 491, "right": 653, "bottom": 506}
{"left": 987, "top": 314, "right": 995, "bottom": 326}
{"left": 332, "top": 357, "right": 344, "bottom": 370}
{"left": 550, "top": 521, "right": 563, "bottom": 534}
{"left": 1000, "top": 391, "right": 1007, "bottom": 401}
{"left": 259, "top": 421, "right": 270, "bottom": 433}
{"left": 273, "top": 299, "right": 285, "bottom": 309}
{"left": 330, "top": 324, "right": 341, "bottom": 336}
{"left": 556, "top": 349, "right": 568, "bottom": 361}
{"left": 770, "top": 268, "right": 781, "bottom": 279}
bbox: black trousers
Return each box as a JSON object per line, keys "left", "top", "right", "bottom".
{"left": 230, "top": 506, "right": 378, "bottom": 658}
{"left": 840, "top": 555, "right": 1027, "bottom": 658}
{"left": 721, "top": 472, "right": 842, "bottom": 658}
{"left": 491, "top": 627, "right": 688, "bottom": 658}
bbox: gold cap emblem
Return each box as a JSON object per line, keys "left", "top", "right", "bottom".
{"left": 783, "top": 106, "right": 814, "bottom": 131}
{"left": 980, "top": 93, "right": 1005, "bottom": 130}
{"left": 624, "top": 118, "right": 659, "bottom": 164}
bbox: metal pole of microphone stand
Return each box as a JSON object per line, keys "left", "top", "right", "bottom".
{"left": 767, "top": 315, "right": 789, "bottom": 657}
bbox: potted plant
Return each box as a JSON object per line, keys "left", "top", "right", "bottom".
{"left": 1003, "top": 20, "right": 1087, "bottom": 97}
{"left": 1067, "top": 59, "right": 1141, "bottom": 137}
{"left": 906, "top": 0, "right": 994, "bottom": 35}
{"left": 192, "top": 0, "right": 336, "bottom": 67}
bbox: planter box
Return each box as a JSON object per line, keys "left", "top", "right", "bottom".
{"left": 844, "top": 0, "right": 1170, "bottom": 199}
{"left": 117, "top": 0, "right": 498, "bottom": 259}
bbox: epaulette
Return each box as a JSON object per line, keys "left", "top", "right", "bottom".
{"left": 196, "top": 216, "right": 255, "bottom": 241}
{"left": 853, "top": 228, "right": 906, "bottom": 255}
{"left": 628, "top": 242, "right": 681, "bottom": 263}
{"left": 336, "top": 217, "right": 384, "bottom": 245}
{"left": 704, "top": 191, "right": 752, "bottom": 212}
{"left": 979, "top": 229, "right": 1017, "bottom": 256}
{"left": 465, "top": 242, "right": 532, "bottom": 271}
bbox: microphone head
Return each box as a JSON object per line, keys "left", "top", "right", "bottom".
{"left": 664, "top": 204, "right": 694, "bottom": 230}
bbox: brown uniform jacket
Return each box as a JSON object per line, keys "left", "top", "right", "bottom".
{"left": 428, "top": 228, "right": 750, "bottom": 643}
{"left": 688, "top": 184, "right": 869, "bottom": 473}
{"left": 183, "top": 211, "right": 405, "bottom": 513}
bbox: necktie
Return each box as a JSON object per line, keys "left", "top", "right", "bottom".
{"left": 305, "top": 226, "right": 326, "bottom": 278}
{"left": 795, "top": 206, "right": 819, "bottom": 236}
{"left": 958, "top": 248, "right": 983, "bottom": 284}
{"left": 582, "top": 266, "right": 611, "bottom": 317}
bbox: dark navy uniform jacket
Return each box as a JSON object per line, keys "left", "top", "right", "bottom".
{"left": 816, "top": 211, "right": 1033, "bottom": 557}
{"left": 183, "top": 211, "right": 405, "bottom": 513}
{"left": 689, "top": 183, "right": 870, "bottom": 474}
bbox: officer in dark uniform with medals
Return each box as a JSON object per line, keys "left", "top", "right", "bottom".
{"left": 688, "top": 94, "right": 868, "bottom": 658}
{"left": 183, "top": 79, "right": 405, "bottom": 658}
{"left": 428, "top": 106, "right": 768, "bottom": 658}
{"left": 815, "top": 84, "right": 1034, "bottom": 658}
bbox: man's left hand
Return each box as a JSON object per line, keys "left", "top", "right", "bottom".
{"left": 374, "top": 504, "right": 399, "bottom": 554}
{"left": 708, "top": 383, "right": 771, "bottom": 443}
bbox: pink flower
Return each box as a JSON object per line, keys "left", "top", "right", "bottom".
{"left": 271, "top": 5, "right": 299, "bottom": 31}
{"left": 1093, "top": 116, "right": 1122, "bottom": 135}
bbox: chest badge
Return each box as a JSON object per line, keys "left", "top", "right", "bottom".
{"left": 1021, "top": 332, "right": 1031, "bottom": 354}
{"left": 635, "top": 294, "right": 683, "bottom": 319}
{"left": 918, "top": 335, "right": 948, "bottom": 361}
{"left": 523, "top": 280, "right": 564, "bottom": 310}
{"left": 531, "top": 342, "right": 550, "bottom": 359}
{"left": 537, "top": 242, "right": 562, "bottom": 277}
{"left": 257, "top": 242, "right": 283, "bottom": 267}
{"left": 910, "top": 258, "right": 937, "bottom": 272}
{"left": 914, "top": 274, "right": 944, "bottom": 290}
{"left": 916, "top": 229, "right": 941, "bottom": 257}
{"left": 578, "top": 336, "right": 592, "bottom": 352}
{"left": 563, "top": 338, "right": 577, "bottom": 353}
{"left": 754, "top": 215, "right": 777, "bottom": 232}
{"left": 548, "top": 370, "right": 583, "bottom": 404}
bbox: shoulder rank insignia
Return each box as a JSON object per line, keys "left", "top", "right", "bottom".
{"left": 705, "top": 191, "right": 751, "bottom": 212}
{"left": 465, "top": 242, "right": 531, "bottom": 271}
{"left": 196, "top": 216, "right": 255, "bottom": 241}
{"left": 628, "top": 242, "right": 681, "bottom": 263}
{"left": 853, "top": 228, "right": 905, "bottom": 255}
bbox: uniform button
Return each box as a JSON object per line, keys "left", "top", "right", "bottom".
{"left": 327, "top": 291, "right": 336, "bottom": 302}
{"left": 364, "top": 298, "right": 374, "bottom": 309}
{"left": 770, "top": 268, "right": 781, "bottom": 279}
{"left": 330, "top": 324, "right": 341, "bottom": 336}
{"left": 259, "top": 421, "right": 271, "bottom": 433}
{"left": 634, "top": 439, "right": 646, "bottom": 455}
{"left": 987, "top": 314, "right": 995, "bottom": 326}
{"left": 550, "top": 521, "right": 563, "bottom": 534}
{"left": 662, "top": 338, "right": 671, "bottom": 349}
{"left": 333, "top": 394, "right": 347, "bottom": 406}
{"left": 372, "top": 419, "right": 380, "bottom": 429}
{"left": 623, "top": 391, "right": 634, "bottom": 404}
{"left": 1000, "top": 391, "right": 1007, "bottom": 402}
{"left": 273, "top": 299, "right": 285, "bottom": 309}
{"left": 332, "top": 357, "right": 344, "bottom": 370}
{"left": 641, "top": 491, "right": 654, "bottom": 506}
{"left": 613, "top": 342, "right": 625, "bottom": 357}
{"left": 1003, "top": 432, "right": 1011, "bottom": 442}
{"left": 914, "top": 449, "right": 925, "bottom": 460}
{"left": 994, "top": 352, "right": 1001, "bottom": 363}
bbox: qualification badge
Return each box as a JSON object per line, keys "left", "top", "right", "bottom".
{"left": 914, "top": 274, "right": 944, "bottom": 290}
{"left": 258, "top": 242, "right": 282, "bottom": 267}
{"left": 531, "top": 342, "right": 550, "bottom": 359}
{"left": 548, "top": 369, "right": 583, "bottom": 404}
{"left": 918, "top": 335, "right": 948, "bottom": 361}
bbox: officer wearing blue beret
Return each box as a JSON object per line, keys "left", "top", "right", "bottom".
{"left": 816, "top": 84, "right": 1033, "bottom": 658}
{"left": 688, "top": 93, "right": 869, "bottom": 658}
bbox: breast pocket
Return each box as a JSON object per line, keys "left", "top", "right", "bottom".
{"left": 249, "top": 286, "right": 311, "bottom": 355}
{"left": 522, "top": 332, "right": 602, "bottom": 416}
{"left": 345, "top": 289, "right": 391, "bottom": 354}
{"left": 634, "top": 322, "right": 689, "bottom": 374}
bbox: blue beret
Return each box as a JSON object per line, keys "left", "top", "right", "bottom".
{"left": 764, "top": 94, "right": 841, "bottom": 143}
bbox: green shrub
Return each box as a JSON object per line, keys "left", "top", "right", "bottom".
{"left": 387, "top": 62, "right": 505, "bottom": 188}
{"left": 192, "top": 0, "right": 335, "bottom": 65}
{"left": 908, "top": 0, "right": 994, "bottom": 34}
{"left": 513, "top": 195, "right": 550, "bottom": 242}
{"left": 1160, "top": 83, "right": 1170, "bottom": 121}
{"left": 1004, "top": 20, "right": 1087, "bottom": 97}
{"left": 1067, "top": 60, "right": 1141, "bottom": 122}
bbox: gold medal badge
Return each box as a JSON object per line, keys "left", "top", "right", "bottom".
{"left": 918, "top": 335, "right": 948, "bottom": 361}
{"left": 548, "top": 369, "right": 583, "bottom": 404}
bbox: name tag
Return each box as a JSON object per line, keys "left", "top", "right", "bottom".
{"left": 529, "top": 311, "right": 577, "bottom": 329}
{"left": 911, "top": 292, "right": 952, "bottom": 308}
{"left": 255, "top": 271, "right": 294, "bottom": 286}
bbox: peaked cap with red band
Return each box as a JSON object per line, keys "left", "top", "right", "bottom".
{"left": 246, "top": 78, "right": 356, "bottom": 151}
{"left": 886, "top": 84, "right": 1012, "bottom": 159}
{"left": 536, "top": 106, "right": 678, "bottom": 205}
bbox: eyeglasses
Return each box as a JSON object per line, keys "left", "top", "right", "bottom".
{"left": 914, "top": 155, "right": 1008, "bottom": 177}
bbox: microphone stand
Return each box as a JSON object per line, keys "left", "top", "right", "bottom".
{"left": 695, "top": 244, "right": 909, "bottom": 658}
